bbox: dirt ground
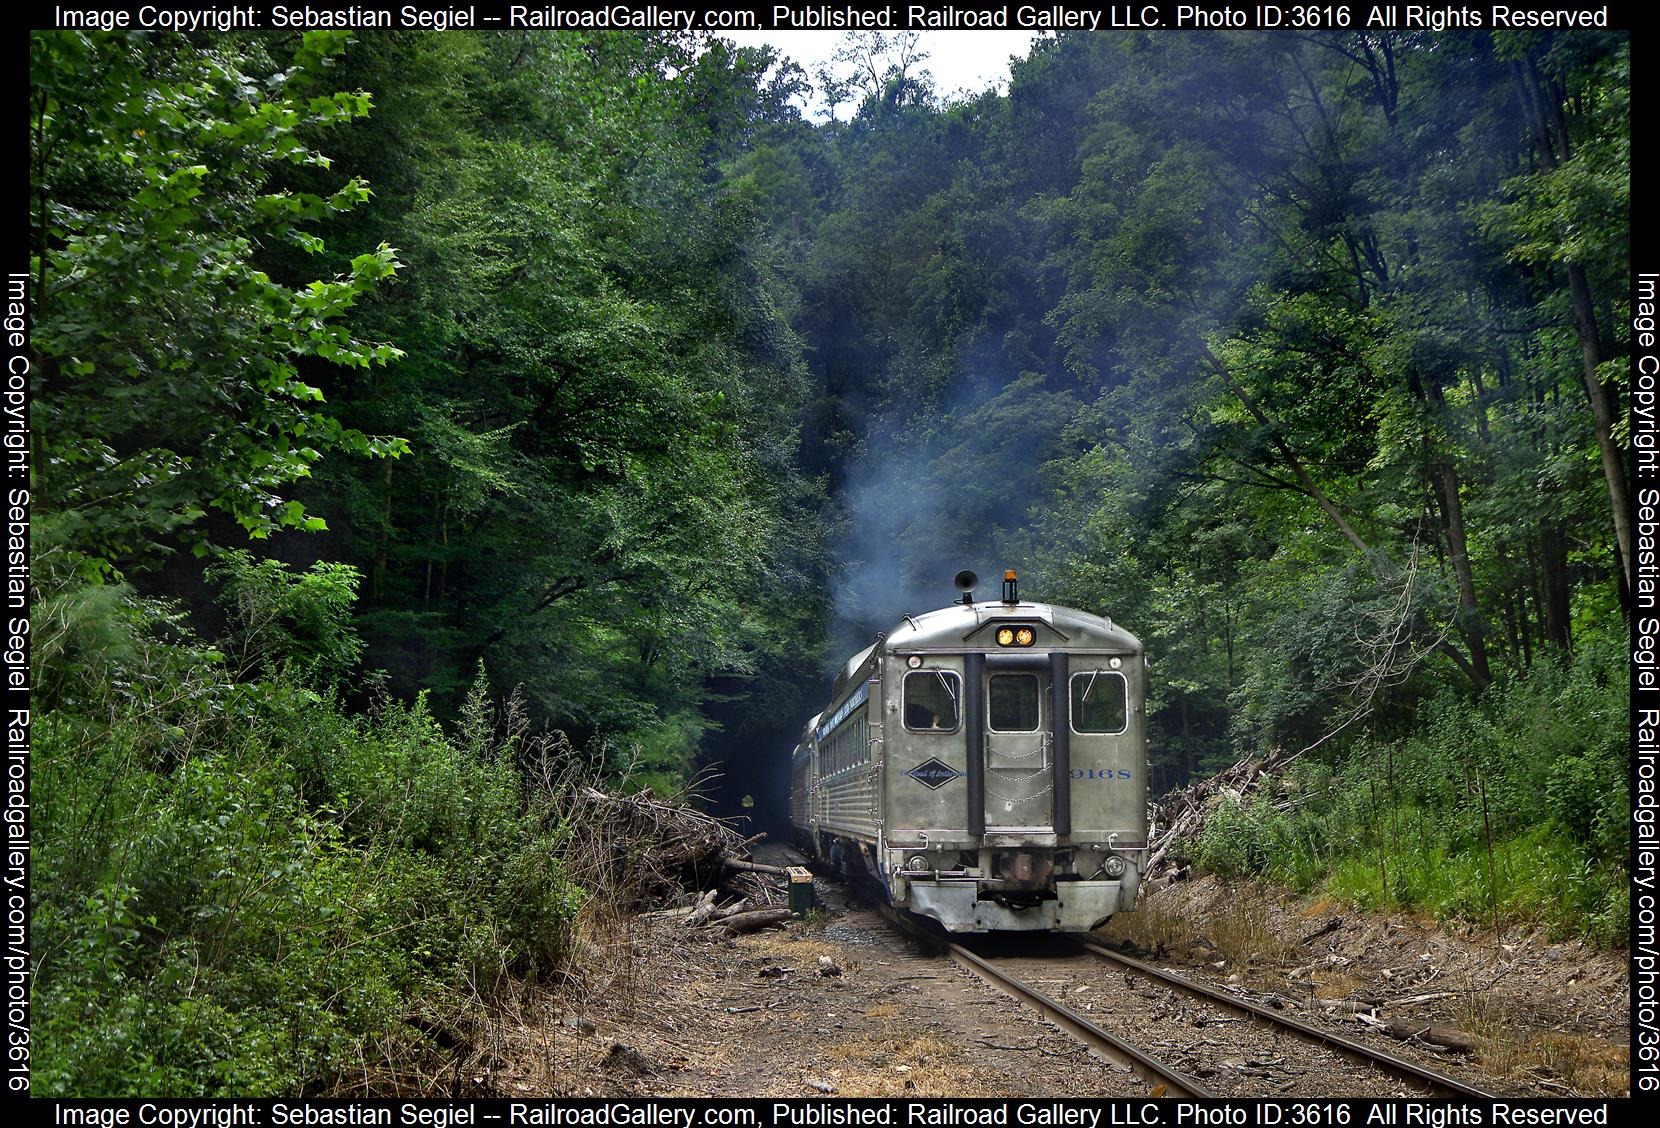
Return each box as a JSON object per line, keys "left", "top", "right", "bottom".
{"left": 1097, "top": 874, "right": 1630, "bottom": 1096}
{"left": 508, "top": 864, "right": 1629, "bottom": 1098}
{"left": 515, "top": 873, "right": 1151, "bottom": 1097}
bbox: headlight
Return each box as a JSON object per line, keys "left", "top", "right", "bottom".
{"left": 996, "top": 625, "right": 1036, "bottom": 647}
{"left": 1103, "top": 856, "right": 1126, "bottom": 878}
{"left": 1015, "top": 627, "right": 1035, "bottom": 646}
{"left": 996, "top": 627, "right": 1016, "bottom": 646}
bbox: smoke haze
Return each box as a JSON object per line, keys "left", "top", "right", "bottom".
{"left": 826, "top": 371, "right": 1081, "bottom": 663}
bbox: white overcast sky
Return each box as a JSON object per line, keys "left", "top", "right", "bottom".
{"left": 714, "top": 31, "right": 1048, "bottom": 119}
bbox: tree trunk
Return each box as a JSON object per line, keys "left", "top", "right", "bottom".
{"left": 1370, "top": 1019, "right": 1476, "bottom": 1054}
{"left": 1181, "top": 692, "right": 1195, "bottom": 784}
{"left": 1498, "top": 587, "right": 1521, "bottom": 668}
{"left": 1468, "top": 365, "right": 1491, "bottom": 444}
{"left": 1431, "top": 459, "right": 1490, "bottom": 686}
{"left": 1513, "top": 55, "right": 1631, "bottom": 590}
{"left": 723, "top": 858, "right": 789, "bottom": 877}
{"left": 1537, "top": 522, "right": 1572, "bottom": 651}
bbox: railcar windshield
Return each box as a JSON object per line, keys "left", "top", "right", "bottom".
{"left": 904, "top": 670, "right": 960, "bottom": 732}
{"left": 988, "top": 672, "right": 1040, "bottom": 731}
{"left": 1070, "top": 670, "right": 1128, "bottom": 734}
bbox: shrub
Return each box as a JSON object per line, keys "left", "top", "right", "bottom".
{"left": 31, "top": 571, "right": 591, "bottom": 1095}
{"left": 207, "top": 550, "right": 365, "bottom": 688}
{"left": 1186, "top": 624, "right": 1627, "bottom": 945}
{"left": 1189, "top": 763, "right": 1340, "bottom": 892}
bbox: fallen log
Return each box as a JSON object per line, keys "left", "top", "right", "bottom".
{"left": 1297, "top": 918, "right": 1343, "bottom": 946}
{"left": 710, "top": 897, "right": 752, "bottom": 921}
{"left": 723, "top": 858, "right": 789, "bottom": 877}
{"left": 721, "top": 908, "right": 793, "bottom": 934}
{"left": 685, "top": 889, "right": 720, "bottom": 928}
{"left": 1356, "top": 1014, "right": 1475, "bottom": 1054}
{"left": 1386, "top": 991, "right": 1459, "bottom": 1008}
{"left": 1382, "top": 1021, "right": 1475, "bottom": 1053}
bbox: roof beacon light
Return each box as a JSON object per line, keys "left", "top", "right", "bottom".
{"left": 1002, "top": 569, "right": 1019, "bottom": 604}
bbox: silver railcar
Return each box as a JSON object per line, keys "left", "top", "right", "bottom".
{"left": 790, "top": 571, "right": 1146, "bottom": 932}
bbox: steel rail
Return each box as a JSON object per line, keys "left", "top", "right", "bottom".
{"left": 879, "top": 907, "right": 1215, "bottom": 1098}
{"left": 1081, "top": 940, "right": 1499, "bottom": 1098}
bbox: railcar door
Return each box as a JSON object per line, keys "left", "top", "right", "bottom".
{"left": 982, "top": 667, "right": 1052, "bottom": 831}
{"left": 1064, "top": 661, "right": 1144, "bottom": 843}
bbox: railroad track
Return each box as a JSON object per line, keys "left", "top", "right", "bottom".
{"left": 878, "top": 905, "right": 1216, "bottom": 1098}
{"left": 1079, "top": 939, "right": 1500, "bottom": 1099}
{"left": 819, "top": 845, "right": 1504, "bottom": 1098}
{"left": 875, "top": 899, "right": 1504, "bottom": 1099}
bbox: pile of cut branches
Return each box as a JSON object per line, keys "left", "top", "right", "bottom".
{"left": 575, "top": 788, "right": 798, "bottom": 934}
{"left": 560, "top": 786, "right": 784, "bottom": 912}
{"left": 538, "top": 771, "right": 797, "bottom": 1015}
{"left": 1145, "top": 747, "right": 1298, "bottom": 889}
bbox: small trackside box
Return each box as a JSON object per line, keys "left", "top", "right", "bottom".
{"left": 787, "top": 866, "right": 815, "bottom": 916}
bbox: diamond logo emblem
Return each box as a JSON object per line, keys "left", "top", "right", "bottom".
{"left": 906, "top": 758, "right": 963, "bottom": 790}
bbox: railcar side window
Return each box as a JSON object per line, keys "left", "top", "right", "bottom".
{"left": 824, "top": 710, "right": 869, "bottom": 774}
{"left": 1070, "top": 670, "right": 1128, "bottom": 734}
{"left": 988, "top": 673, "right": 1040, "bottom": 732}
{"left": 903, "top": 671, "right": 960, "bottom": 732}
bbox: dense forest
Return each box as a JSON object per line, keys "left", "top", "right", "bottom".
{"left": 30, "top": 27, "right": 1628, "bottom": 1094}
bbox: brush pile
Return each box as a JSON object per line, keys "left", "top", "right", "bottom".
{"left": 1145, "top": 747, "right": 1299, "bottom": 888}
{"left": 568, "top": 787, "right": 788, "bottom": 931}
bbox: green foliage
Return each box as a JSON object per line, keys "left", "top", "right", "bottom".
{"left": 1189, "top": 627, "right": 1629, "bottom": 945}
{"left": 30, "top": 25, "right": 1634, "bottom": 1094}
{"left": 207, "top": 550, "right": 365, "bottom": 688}
{"left": 30, "top": 33, "right": 840, "bottom": 1088}
{"left": 1189, "top": 783, "right": 1329, "bottom": 893}
{"left": 30, "top": 31, "right": 406, "bottom": 569}
{"left": 289, "top": 31, "right": 827, "bottom": 749}
{"left": 32, "top": 575, "right": 583, "bottom": 1095}
{"left": 608, "top": 708, "right": 717, "bottom": 798}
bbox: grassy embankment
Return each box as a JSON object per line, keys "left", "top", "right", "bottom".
{"left": 31, "top": 549, "right": 614, "bottom": 1096}
{"left": 1184, "top": 624, "right": 1629, "bottom": 946}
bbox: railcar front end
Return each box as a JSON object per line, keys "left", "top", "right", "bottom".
{"left": 790, "top": 571, "right": 1147, "bottom": 933}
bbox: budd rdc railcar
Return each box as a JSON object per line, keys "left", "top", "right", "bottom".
{"left": 789, "top": 569, "right": 1146, "bottom": 932}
